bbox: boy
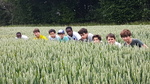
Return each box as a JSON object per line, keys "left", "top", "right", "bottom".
{"left": 33, "top": 28, "right": 48, "bottom": 40}
{"left": 57, "top": 29, "right": 69, "bottom": 42}
{"left": 66, "top": 27, "right": 81, "bottom": 40}
{"left": 15, "top": 32, "right": 28, "bottom": 40}
{"left": 106, "top": 33, "right": 121, "bottom": 47}
{"left": 92, "top": 35, "right": 102, "bottom": 43}
{"left": 120, "top": 29, "right": 148, "bottom": 48}
{"left": 48, "top": 29, "right": 59, "bottom": 41}
{"left": 78, "top": 28, "right": 93, "bottom": 42}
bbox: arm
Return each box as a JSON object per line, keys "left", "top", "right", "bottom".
{"left": 142, "top": 44, "right": 148, "bottom": 48}
{"left": 137, "top": 40, "right": 148, "bottom": 48}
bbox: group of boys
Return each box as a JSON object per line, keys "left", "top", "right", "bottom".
{"left": 16, "top": 27, "right": 148, "bottom": 48}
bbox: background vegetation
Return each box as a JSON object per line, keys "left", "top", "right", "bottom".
{"left": 0, "top": 0, "right": 150, "bottom": 26}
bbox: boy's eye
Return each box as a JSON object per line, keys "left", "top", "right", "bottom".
{"left": 108, "top": 39, "right": 113, "bottom": 41}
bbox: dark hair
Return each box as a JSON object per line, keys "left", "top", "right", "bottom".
{"left": 106, "top": 33, "right": 116, "bottom": 39}
{"left": 78, "top": 28, "right": 88, "bottom": 34}
{"left": 92, "top": 35, "right": 102, "bottom": 41}
{"left": 16, "top": 32, "right": 21, "bottom": 35}
{"left": 120, "top": 29, "right": 132, "bottom": 38}
{"left": 66, "top": 27, "right": 72, "bottom": 31}
{"left": 33, "top": 28, "right": 40, "bottom": 33}
{"left": 49, "top": 29, "right": 56, "bottom": 34}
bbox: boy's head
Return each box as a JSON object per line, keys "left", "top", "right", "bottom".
{"left": 58, "top": 29, "right": 65, "bottom": 39}
{"left": 33, "top": 28, "right": 40, "bottom": 38}
{"left": 78, "top": 28, "right": 88, "bottom": 39}
{"left": 120, "top": 29, "right": 132, "bottom": 42}
{"left": 106, "top": 33, "right": 116, "bottom": 44}
{"left": 49, "top": 29, "right": 56, "bottom": 38}
{"left": 66, "top": 27, "right": 73, "bottom": 37}
{"left": 92, "top": 35, "right": 101, "bottom": 43}
{"left": 16, "top": 32, "right": 22, "bottom": 38}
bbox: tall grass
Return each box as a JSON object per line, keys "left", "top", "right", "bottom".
{"left": 0, "top": 25, "right": 149, "bottom": 84}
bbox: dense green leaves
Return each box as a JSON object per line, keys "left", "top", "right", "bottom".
{"left": 0, "top": 0, "right": 150, "bottom": 25}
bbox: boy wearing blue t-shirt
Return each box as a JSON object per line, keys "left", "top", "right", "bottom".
{"left": 57, "top": 29, "right": 69, "bottom": 42}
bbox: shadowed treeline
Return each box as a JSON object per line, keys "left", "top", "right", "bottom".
{"left": 0, "top": 0, "right": 150, "bottom": 26}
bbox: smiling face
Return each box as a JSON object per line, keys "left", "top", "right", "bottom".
{"left": 121, "top": 36, "right": 131, "bottom": 43}
{"left": 49, "top": 32, "right": 56, "bottom": 38}
{"left": 34, "top": 32, "right": 40, "bottom": 38}
{"left": 107, "top": 37, "right": 116, "bottom": 44}
{"left": 66, "top": 29, "right": 73, "bottom": 37}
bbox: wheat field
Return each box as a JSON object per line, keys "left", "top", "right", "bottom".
{"left": 0, "top": 25, "right": 150, "bottom": 84}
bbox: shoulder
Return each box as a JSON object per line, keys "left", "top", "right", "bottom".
{"left": 88, "top": 33, "right": 94, "bottom": 39}
{"left": 22, "top": 35, "right": 28, "bottom": 39}
{"left": 64, "top": 36, "right": 69, "bottom": 40}
{"left": 73, "top": 31, "right": 79, "bottom": 35}
{"left": 22, "top": 35, "right": 28, "bottom": 37}
{"left": 88, "top": 33, "right": 94, "bottom": 37}
{"left": 115, "top": 42, "right": 120, "bottom": 45}
{"left": 48, "top": 35, "right": 51, "bottom": 38}
{"left": 41, "top": 35, "right": 45, "bottom": 37}
{"left": 64, "top": 36, "right": 69, "bottom": 39}
{"left": 132, "top": 39, "right": 139, "bottom": 42}
{"left": 132, "top": 39, "right": 143, "bottom": 43}
{"left": 115, "top": 42, "right": 121, "bottom": 47}
{"left": 56, "top": 35, "right": 60, "bottom": 38}
{"left": 41, "top": 35, "right": 48, "bottom": 40}
{"left": 48, "top": 36, "right": 52, "bottom": 39}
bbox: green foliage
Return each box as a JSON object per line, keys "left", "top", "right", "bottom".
{"left": 0, "top": 25, "right": 150, "bottom": 83}
{"left": 0, "top": 8, "right": 11, "bottom": 25}
{"left": 94, "top": 0, "right": 149, "bottom": 24}
{"left": 0, "top": 0, "right": 150, "bottom": 25}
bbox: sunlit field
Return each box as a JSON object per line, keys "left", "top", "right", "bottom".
{"left": 0, "top": 25, "right": 150, "bottom": 84}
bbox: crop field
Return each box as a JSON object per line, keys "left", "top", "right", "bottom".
{"left": 0, "top": 25, "right": 150, "bottom": 84}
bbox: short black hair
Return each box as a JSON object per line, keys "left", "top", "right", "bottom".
{"left": 78, "top": 28, "right": 88, "bottom": 34}
{"left": 92, "top": 35, "right": 102, "bottom": 41}
{"left": 16, "top": 32, "right": 21, "bottom": 35}
{"left": 106, "top": 33, "right": 116, "bottom": 39}
{"left": 49, "top": 29, "right": 56, "bottom": 34}
{"left": 66, "top": 27, "right": 72, "bottom": 31}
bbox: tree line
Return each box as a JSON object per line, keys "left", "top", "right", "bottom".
{"left": 0, "top": 0, "right": 150, "bottom": 25}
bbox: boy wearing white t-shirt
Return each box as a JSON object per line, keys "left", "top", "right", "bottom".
{"left": 78, "top": 28, "right": 93, "bottom": 42}
{"left": 66, "top": 27, "right": 81, "bottom": 40}
{"left": 15, "top": 32, "right": 28, "bottom": 40}
{"left": 106, "top": 33, "right": 121, "bottom": 47}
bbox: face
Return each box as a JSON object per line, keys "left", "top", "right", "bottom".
{"left": 16, "top": 34, "right": 21, "bottom": 38}
{"left": 58, "top": 33, "right": 65, "bottom": 39}
{"left": 34, "top": 32, "right": 40, "bottom": 38}
{"left": 93, "top": 37, "right": 100, "bottom": 43}
{"left": 49, "top": 32, "right": 56, "bottom": 38}
{"left": 80, "top": 33, "right": 88, "bottom": 39}
{"left": 107, "top": 37, "right": 116, "bottom": 44}
{"left": 66, "top": 29, "right": 73, "bottom": 37}
{"left": 121, "top": 36, "right": 131, "bottom": 42}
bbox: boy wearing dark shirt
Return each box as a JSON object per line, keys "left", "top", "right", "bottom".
{"left": 120, "top": 29, "right": 148, "bottom": 48}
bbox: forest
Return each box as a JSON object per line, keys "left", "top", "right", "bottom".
{"left": 0, "top": 0, "right": 150, "bottom": 25}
